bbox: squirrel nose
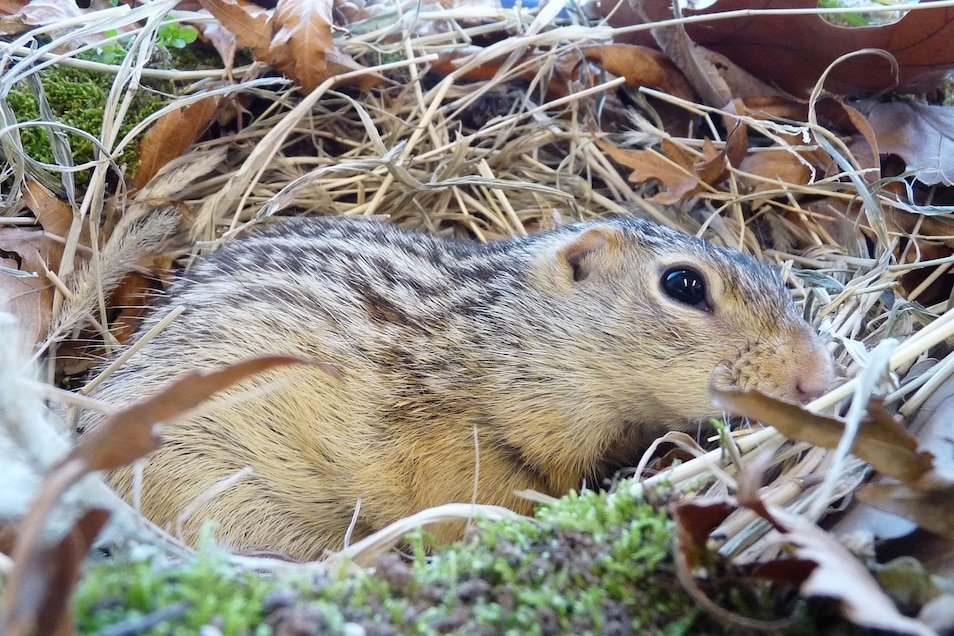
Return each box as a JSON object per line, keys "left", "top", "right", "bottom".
{"left": 787, "top": 347, "right": 836, "bottom": 403}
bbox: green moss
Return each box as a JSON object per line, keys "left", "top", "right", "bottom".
{"left": 4, "top": 64, "right": 169, "bottom": 186}
{"left": 72, "top": 491, "right": 702, "bottom": 635}
{"left": 70, "top": 487, "right": 852, "bottom": 634}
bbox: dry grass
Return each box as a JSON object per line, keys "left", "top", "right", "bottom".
{"left": 1, "top": 1, "right": 953, "bottom": 571}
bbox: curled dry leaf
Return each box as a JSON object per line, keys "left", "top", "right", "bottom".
{"left": 22, "top": 180, "right": 75, "bottom": 243}
{"left": 597, "top": 137, "right": 728, "bottom": 204}
{"left": 856, "top": 99, "right": 954, "bottom": 186}
{"left": 199, "top": 0, "right": 380, "bottom": 92}
{"left": 753, "top": 507, "right": 935, "bottom": 636}
{"left": 671, "top": 497, "right": 731, "bottom": 571}
{"left": 857, "top": 481, "right": 954, "bottom": 540}
{"left": 199, "top": 21, "right": 237, "bottom": 71}
{"left": 739, "top": 149, "right": 813, "bottom": 204}
{"left": 601, "top": 0, "right": 954, "bottom": 98}
{"left": 75, "top": 355, "right": 312, "bottom": 471}
{"left": 711, "top": 386, "right": 934, "bottom": 485}
{"left": 0, "top": 0, "right": 28, "bottom": 13}
{"left": 2, "top": 509, "right": 110, "bottom": 636}
{"left": 736, "top": 461, "right": 935, "bottom": 635}
{"left": 135, "top": 95, "right": 223, "bottom": 190}
{"left": 0, "top": 356, "right": 317, "bottom": 635}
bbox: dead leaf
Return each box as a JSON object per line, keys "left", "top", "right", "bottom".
{"left": 0, "top": 228, "right": 55, "bottom": 343}
{"left": 582, "top": 44, "right": 696, "bottom": 101}
{"left": 199, "top": 20, "right": 237, "bottom": 71}
{"left": 712, "top": 387, "right": 935, "bottom": 485}
{"left": 198, "top": 0, "right": 271, "bottom": 58}
{"left": 672, "top": 498, "right": 731, "bottom": 569}
{"left": 754, "top": 507, "right": 934, "bottom": 635}
{"left": 3, "top": 509, "right": 110, "bottom": 636}
{"left": 856, "top": 99, "right": 954, "bottom": 186}
{"left": 22, "top": 181, "right": 72, "bottom": 239}
{"left": 857, "top": 482, "right": 954, "bottom": 540}
{"left": 0, "top": 13, "right": 28, "bottom": 34}
{"left": 649, "top": 19, "right": 733, "bottom": 107}
{"left": 135, "top": 96, "right": 222, "bottom": 189}
{"left": 739, "top": 149, "right": 813, "bottom": 196}
{"left": 734, "top": 462, "right": 936, "bottom": 635}
{"left": 0, "top": 521, "right": 16, "bottom": 556}
{"left": 598, "top": 137, "right": 728, "bottom": 203}
{"left": 601, "top": 0, "right": 954, "bottom": 97}
{"left": 0, "top": 0, "right": 28, "bottom": 14}
{"left": 267, "top": 0, "right": 335, "bottom": 94}
{"left": 15, "top": 0, "right": 81, "bottom": 26}
{"left": 1, "top": 356, "right": 316, "bottom": 634}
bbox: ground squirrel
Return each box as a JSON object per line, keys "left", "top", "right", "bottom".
{"left": 78, "top": 215, "right": 835, "bottom": 560}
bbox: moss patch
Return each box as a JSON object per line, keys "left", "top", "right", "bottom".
{"left": 74, "top": 493, "right": 707, "bottom": 635}
{"left": 69, "top": 484, "right": 862, "bottom": 634}
{"left": 4, "top": 64, "right": 169, "bottom": 186}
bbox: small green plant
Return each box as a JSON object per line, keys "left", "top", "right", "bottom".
{"left": 156, "top": 22, "right": 198, "bottom": 50}
{"left": 89, "top": 21, "right": 198, "bottom": 65}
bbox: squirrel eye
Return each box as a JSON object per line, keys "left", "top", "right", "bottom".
{"left": 660, "top": 267, "right": 709, "bottom": 310}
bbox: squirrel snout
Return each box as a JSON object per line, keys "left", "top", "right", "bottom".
{"left": 783, "top": 342, "right": 836, "bottom": 403}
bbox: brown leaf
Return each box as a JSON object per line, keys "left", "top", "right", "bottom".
{"left": 199, "top": 20, "right": 237, "bottom": 71}
{"left": 267, "top": 0, "right": 335, "bottom": 94}
{"left": 73, "top": 355, "right": 310, "bottom": 472}
{"left": 857, "top": 99, "right": 954, "bottom": 186}
{"left": 652, "top": 20, "right": 731, "bottom": 106}
{"left": 736, "top": 463, "right": 935, "bottom": 634}
{"left": 0, "top": 521, "right": 16, "bottom": 556}
{"left": 0, "top": 228, "right": 55, "bottom": 343}
{"left": 2, "top": 508, "right": 110, "bottom": 636}
{"left": 198, "top": 0, "right": 271, "bottom": 58}
{"left": 857, "top": 482, "right": 954, "bottom": 540}
{"left": 671, "top": 498, "right": 731, "bottom": 570}
{"left": 22, "top": 180, "right": 77, "bottom": 246}
{"left": 598, "top": 137, "right": 727, "bottom": 203}
{"left": 602, "top": 0, "right": 954, "bottom": 97}
{"left": 0, "top": 13, "right": 28, "bottom": 34}
{"left": 582, "top": 44, "right": 696, "bottom": 101}
{"left": 0, "top": 0, "right": 28, "bottom": 14}
{"left": 739, "top": 149, "right": 813, "bottom": 196}
{"left": 135, "top": 96, "right": 222, "bottom": 189}
{"left": 754, "top": 508, "right": 933, "bottom": 635}
{"left": 711, "top": 387, "right": 935, "bottom": 485}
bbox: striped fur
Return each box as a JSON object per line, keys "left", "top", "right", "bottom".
{"left": 79, "top": 215, "right": 833, "bottom": 559}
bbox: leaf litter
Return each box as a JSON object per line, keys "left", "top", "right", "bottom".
{"left": 2, "top": 0, "right": 954, "bottom": 632}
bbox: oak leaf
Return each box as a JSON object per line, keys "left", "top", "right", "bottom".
{"left": 601, "top": 0, "right": 954, "bottom": 98}
{"left": 198, "top": 0, "right": 271, "bottom": 58}
{"left": 0, "top": 229, "right": 55, "bottom": 344}
{"left": 598, "top": 137, "right": 728, "bottom": 204}
{"left": 268, "top": 0, "right": 335, "bottom": 94}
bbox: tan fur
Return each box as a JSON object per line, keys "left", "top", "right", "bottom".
{"left": 78, "top": 216, "right": 835, "bottom": 560}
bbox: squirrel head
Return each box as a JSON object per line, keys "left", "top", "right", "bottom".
{"left": 523, "top": 218, "right": 836, "bottom": 428}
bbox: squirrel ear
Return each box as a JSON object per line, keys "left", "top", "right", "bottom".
{"left": 557, "top": 226, "right": 621, "bottom": 282}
